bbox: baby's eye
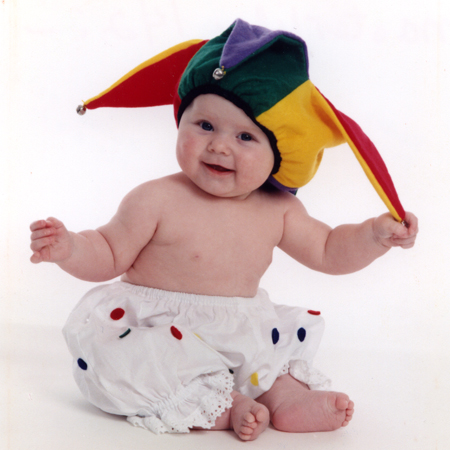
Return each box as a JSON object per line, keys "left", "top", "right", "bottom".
{"left": 238, "top": 133, "right": 253, "bottom": 142}
{"left": 200, "top": 121, "right": 213, "bottom": 131}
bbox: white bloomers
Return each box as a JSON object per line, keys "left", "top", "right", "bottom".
{"left": 63, "top": 282, "right": 329, "bottom": 434}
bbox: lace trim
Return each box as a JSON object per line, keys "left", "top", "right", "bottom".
{"left": 279, "top": 363, "right": 290, "bottom": 376}
{"left": 289, "top": 359, "right": 331, "bottom": 390}
{"left": 127, "top": 370, "right": 234, "bottom": 434}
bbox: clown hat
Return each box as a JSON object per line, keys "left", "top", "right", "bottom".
{"left": 77, "top": 19, "right": 406, "bottom": 222}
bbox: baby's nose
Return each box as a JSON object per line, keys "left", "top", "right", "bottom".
{"left": 208, "top": 137, "right": 231, "bottom": 155}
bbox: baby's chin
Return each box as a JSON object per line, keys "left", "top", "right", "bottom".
{"left": 191, "top": 179, "right": 253, "bottom": 200}
{"left": 180, "top": 169, "right": 267, "bottom": 200}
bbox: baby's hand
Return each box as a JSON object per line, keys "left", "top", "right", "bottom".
{"left": 372, "top": 212, "right": 418, "bottom": 249}
{"left": 30, "top": 217, "right": 73, "bottom": 264}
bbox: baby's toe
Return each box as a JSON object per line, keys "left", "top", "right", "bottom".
{"left": 255, "top": 406, "right": 269, "bottom": 423}
{"left": 243, "top": 412, "right": 256, "bottom": 424}
{"left": 241, "top": 425, "right": 255, "bottom": 434}
{"left": 239, "top": 427, "right": 255, "bottom": 440}
{"left": 244, "top": 421, "right": 258, "bottom": 429}
{"left": 335, "top": 393, "right": 350, "bottom": 411}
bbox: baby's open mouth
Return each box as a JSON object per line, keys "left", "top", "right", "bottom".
{"left": 204, "top": 163, "right": 233, "bottom": 173}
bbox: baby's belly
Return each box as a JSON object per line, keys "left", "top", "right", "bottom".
{"left": 121, "top": 255, "right": 269, "bottom": 298}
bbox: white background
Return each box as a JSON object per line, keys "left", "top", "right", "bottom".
{"left": 1, "top": 0, "right": 450, "bottom": 449}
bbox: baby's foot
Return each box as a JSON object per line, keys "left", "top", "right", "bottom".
{"left": 258, "top": 374, "right": 354, "bottom": 433}
{"left": 230, "top": 392, "right": 270, "bottom": 441}
{"left": 271, "top": 389, "right": 354, "bottom": 432}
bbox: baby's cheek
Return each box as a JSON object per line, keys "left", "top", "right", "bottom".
{"left": 176, "top": 143, "right": 192, "bottom": 169}
{"left": 178, "top": 134, "right": 200, "bottom": 158}
{"left": 243, "top": 158, "right": 273, "bottom": 184}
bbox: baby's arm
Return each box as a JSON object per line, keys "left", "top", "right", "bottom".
{"left": 278, "top": 197, "right": 418, "bottom": 275}
{"left": 30, "top": 183, "right": 159, "bottom": 281}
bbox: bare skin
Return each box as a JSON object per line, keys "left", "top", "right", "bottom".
{"left": 257, "top": 375, "right": 354, "bottom": 432}
{"left": 30, "top": 94, "right": 418, "bottom": 440}
{"left": 195, "top": 391, "right": 270, "bottom": 441}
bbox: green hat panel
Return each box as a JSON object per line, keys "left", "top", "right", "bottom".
{"left": 178, "top": 29, "right": 309, "bottom": 120}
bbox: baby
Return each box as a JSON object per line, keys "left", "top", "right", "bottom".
{"left": 30, "top": 20, "right": 418, "bottom": 441}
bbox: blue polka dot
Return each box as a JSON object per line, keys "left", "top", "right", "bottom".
{"left": 297, "top": 327, "right": 306, "bottom": 342}
{"left": 77, "top": 358, "right": 88, "bottom": 370}
{"left": 272, "top": 328, "right": 280, "bottom": 344}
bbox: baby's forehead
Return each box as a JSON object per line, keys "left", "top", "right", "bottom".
{"left": 186, "top": 94, "right": 255, "bottom": 124}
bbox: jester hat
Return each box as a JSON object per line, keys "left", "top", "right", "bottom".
{"left": 77, "top": 19, "right": 405, "bottom": 222}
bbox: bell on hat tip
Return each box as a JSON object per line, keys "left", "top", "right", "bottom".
{"left": 212, "top": 67, "right": 225, "bottom": 80}
{"left": 76, "top": 105, "right": 86, "bottom": 115}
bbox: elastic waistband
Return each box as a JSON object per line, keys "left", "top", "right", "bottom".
{"left": 114, "top": 282, "right": 270, "bottom": 308}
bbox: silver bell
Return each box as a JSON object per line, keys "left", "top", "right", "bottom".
{"left": 76, "top": 105, "right": 86, "bottom": 115}
{"left": 212, "top": 68, "right": 225, "bottom": 80}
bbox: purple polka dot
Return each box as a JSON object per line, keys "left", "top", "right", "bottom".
{"left": 272, "top": 328, "right": 280, "bottom": 344}
{"left": 77, "top": 358, "right": 88, "bottom": 370}
{"left": 297, "top": 327, "right": 306, "bottom": 342}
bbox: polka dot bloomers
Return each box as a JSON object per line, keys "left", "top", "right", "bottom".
{"left": 63, "top": 282, "right": 330, "bottom": 434}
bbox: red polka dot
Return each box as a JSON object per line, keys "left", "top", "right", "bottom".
{"left": 171, "top": 326, "right": 182, "bottom": 340}
{"left": 110, "top": 308, "right": 125, "bottom": 320}
{"left": 308, "top": 310, "right": 321, "bottom": 316}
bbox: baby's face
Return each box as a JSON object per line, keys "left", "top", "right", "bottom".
{"left": 176, "top": 94, "right": 274, "bottom": 200}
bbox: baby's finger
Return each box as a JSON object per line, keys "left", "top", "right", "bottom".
{"left": 392, "top": 236, "right": 416, "bottom": 246}
{"left": 389, "top": 220, "right": 409, "bottom": 239}
{"left": 401, "top": 213, "right": 419, "bottom": 237}
{"left": 30, "top": 251, "right": 43, "bottom": 264}
{"left": 391, "top": 232, "right": 417, "bottom": 249}
{"left": 397, "top": 226, "right": 418, "bottom": 242}
{"left": 30, "top": 236, "right": 55, "bottom": 253}
{"left": 30, "top": 219, "right": 50, "bottom": 232}
{"left": 30, "top": 226, "right": 56, "bottom": 242}
{"left": 30, "top": 243, "right": 54, "bottom": 262}
{"left": 392, "top": 240, "right": 416, "bottom": 249}
{"left": 30, "top": 239, "right": 45, "bottom": 253}
{"left": 403, "top": 212, "right": 418, "bottom": 229}
{"left": 46, "top": 217, "right": 65, "bottom": 229}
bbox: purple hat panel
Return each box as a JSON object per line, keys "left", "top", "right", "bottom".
{"left": 220, "top": 19, "right": 309, "bottom": 71}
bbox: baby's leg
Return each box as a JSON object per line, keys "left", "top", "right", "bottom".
{"left": 257, "top": 374, "right": 354, "bottom": 432}
{"left": 198, "top": 391, "right": 270, "bottom": 441}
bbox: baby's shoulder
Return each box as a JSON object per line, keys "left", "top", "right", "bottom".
{"left": 126, "top": 173, "right": 180, "bottom": 194}
{"left": 122, "top": 173, "right": 195, "bottom": 207}
{"left": 256, "top": 186, "right": 306, "bottom": 214}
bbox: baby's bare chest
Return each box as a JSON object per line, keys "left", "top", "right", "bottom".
{"left": 147, "top": 197, "right": 285, "bottom": 269}
{"left": 124, "top": 189, "right": 289, "bottom": 295}
{"left": 160, "top": 207, "right": 281, "bottom": 254}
